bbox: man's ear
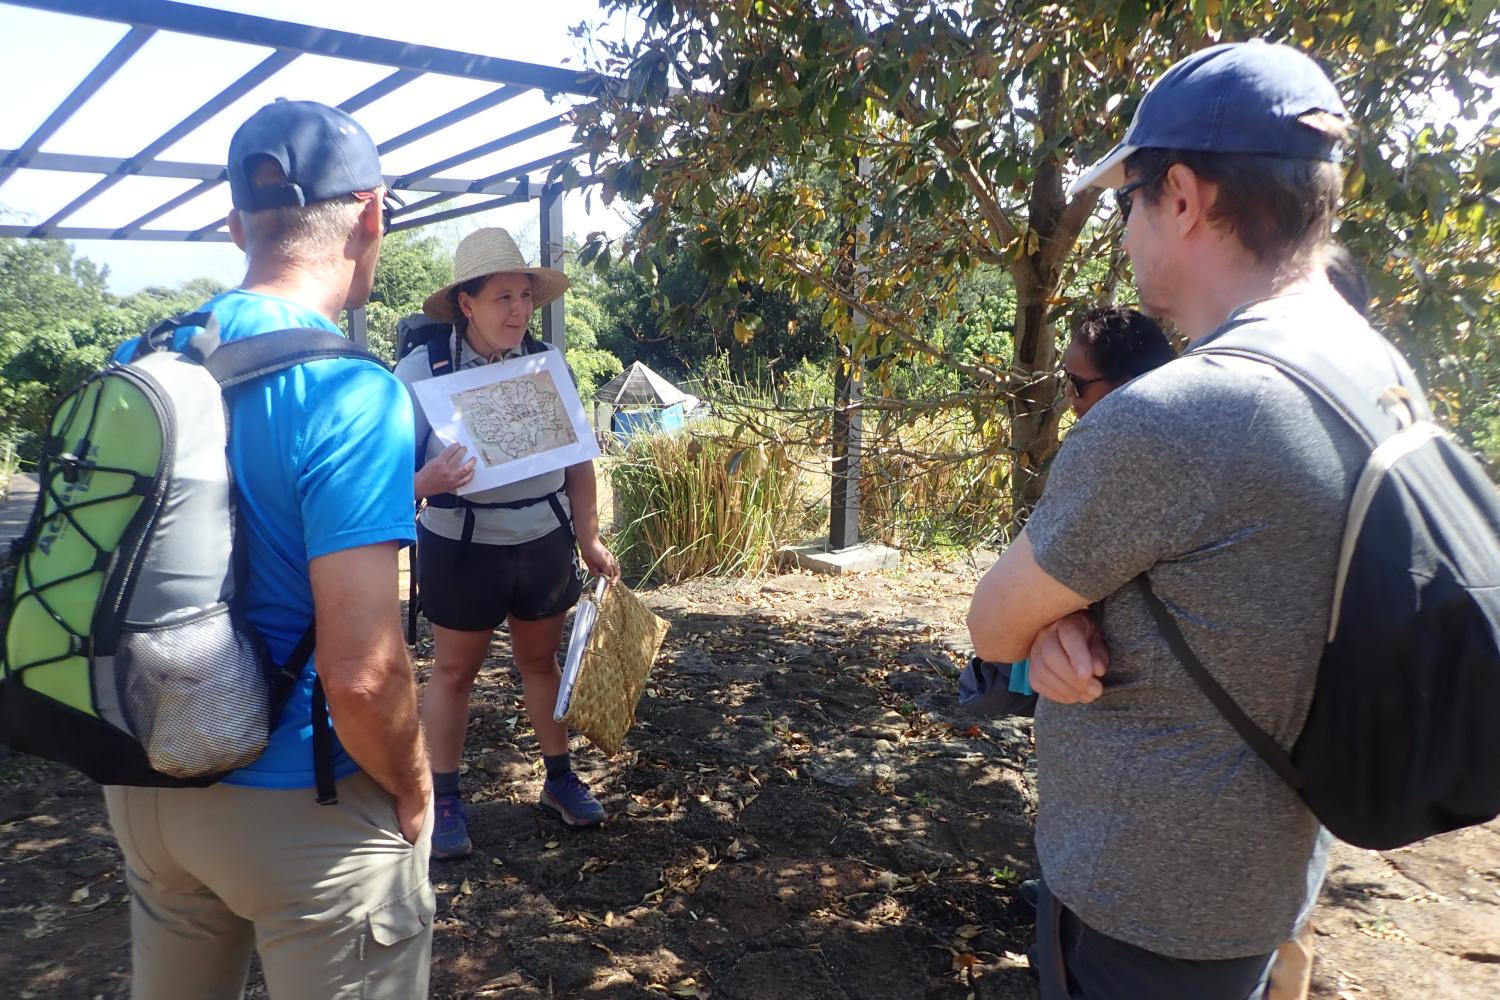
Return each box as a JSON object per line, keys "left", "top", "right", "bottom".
{"left": 226, "top": 209, "right": 247, "bottom": 251}
{"left": 355, "top": 191, "right": 383, "bottom": 241}
{"left": 1163, "top": 163, "right": 1212, "bottom": 239}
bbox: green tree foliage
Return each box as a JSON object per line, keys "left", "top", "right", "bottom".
{"left": 0, "top": 237, "right": 226, "bottom": 457}
{"left": 562, "top": 250, "right": 626, "bottom": 401}
{"left": 595, "top": 249, "right": 835, "bottom": 384}
{"left": 567, "top": 0, "right": 1500, "bottom": 510}
{"left": 364, "top": 230, "right": 455, "bottom": 364}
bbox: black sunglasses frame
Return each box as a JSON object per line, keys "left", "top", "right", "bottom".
{"left": 352, "top": 189, "right": 404, "bottom": 235}
{"left": 1064, "top": 370, "right": 1110, "bottom": 396}
{"left": 1113, "top": 167, "right": 1169, "bottom": 223}
{"left": 1112, "top": 177, "right": 1152, "bottom": 223}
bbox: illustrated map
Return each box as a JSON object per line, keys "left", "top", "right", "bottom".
{"left": 452, "top": 370, "right": 579, "bottom": 467}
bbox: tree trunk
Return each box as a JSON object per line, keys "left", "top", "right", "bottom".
{"left": 1006, "top": 67, "right": 1071, "bottom": 521}
{"left": 1008, "top": 273, "right": 1063, "bottom": 519}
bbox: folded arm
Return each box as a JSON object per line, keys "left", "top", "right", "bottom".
{"left": 967, "top": 530, "right": 1110, "bottom": 703}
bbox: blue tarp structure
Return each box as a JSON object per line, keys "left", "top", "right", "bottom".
{"left": 596, "top": 362, "right": 699, "bottom": 442}
{"left": 612, "top": 402, "right": 685, "bottom": 441}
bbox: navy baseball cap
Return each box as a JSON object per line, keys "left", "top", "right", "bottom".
{"left": 227, "top": 99, "right": 384, "bottom": 211}
{"left": 1068, "top": 42, "right": 1346, "bottom": 198}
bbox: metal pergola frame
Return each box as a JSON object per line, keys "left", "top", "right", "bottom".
{"left": 0, "top": 0, "right": 615, "bottom": 350}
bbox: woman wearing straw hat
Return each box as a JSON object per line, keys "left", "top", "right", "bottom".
{"left": 394, "top": 227, "right": 619, "bottom": 860}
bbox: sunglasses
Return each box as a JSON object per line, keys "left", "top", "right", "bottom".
{"left": 1113, "top": 170, "right": 1163, "bottom": 223}
{"left": 1064, "top": 370, "right": 1109, "bottom": 396}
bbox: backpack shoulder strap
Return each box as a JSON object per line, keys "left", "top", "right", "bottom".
{"left": 425, "top": 330, "right": 454, "bottom": 378}
{"left": 201, "top": 329, "right": 380, "bottom": 389}
{"left": 1196, "top": 318, "right": 1416, "bottom": 448}
{"left": 1132, "top": 575, "right": 1305, "bottom": 794}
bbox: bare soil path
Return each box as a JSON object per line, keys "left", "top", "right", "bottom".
{"left": 1, "top": 559, "right": 1496, "bottom": 998}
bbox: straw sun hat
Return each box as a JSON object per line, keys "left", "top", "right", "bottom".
{"left": 422, "top": 227, "right": 570, "bottom": 322}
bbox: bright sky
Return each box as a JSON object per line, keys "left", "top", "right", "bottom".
{"left": 0, "top": 0, "right": 639, "bottom": 293}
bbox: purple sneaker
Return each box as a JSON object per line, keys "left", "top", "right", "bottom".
{"left": 540, "top": 773, "right": 606, "bottom": 827}
{"left": 430, "top": 793, "right": 472, "bottom": 860}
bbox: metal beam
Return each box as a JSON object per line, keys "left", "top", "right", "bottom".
{"left": 395, "top": 114, "right": 569, "bottom": 187}
{"left": 0, "top": 149, "right": 525, "bottom": 198}
{"left": 539, "top": 183, "right": 566, "bottom": 352}
{"left": 338, "top": 68, "right": 420, "bottom": 113}
{"left": 0, "top": 25, "right": 153, "bottom": 192}
{"left": 376, "top": 85, "right": 526, "bottom": 156}
{"left": 468, "top": 146, "right": 583, "bottom": 196}
{"left": 0, "top": 224, "right": 232, "bottom": 242}
{"left": 6, "top": 0, "right": 610, "bottom": 96}
{"left": 397, "top": 148, "right": 575, "bottom": 218}
{"left": 30, "top": 48, "right": 297, "bottom": 236}
{"left": 0, "top": 149, "right": 221, "bottom": 181}
{"left": 388, "top": 186, "right": 532, "bottom": 232}
{"left": 115, "top": 176, "right": 219, "bottom": 236}
{"left": 347, "top": 306, "right": 368, "bottom": 349}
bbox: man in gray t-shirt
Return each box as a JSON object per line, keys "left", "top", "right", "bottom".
{"left": 968, "top": 43, "right": 1420, "bottom": 1000}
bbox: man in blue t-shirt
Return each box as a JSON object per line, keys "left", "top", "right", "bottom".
{"left": 102, "top": 101, "right": 432, "bottom": 1000}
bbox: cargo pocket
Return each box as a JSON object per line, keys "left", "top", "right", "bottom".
{"left": 116, "top": 604, "right": 271, "bottom": 778}
{"left": 362, "top": 880, "right": 436, "bottom": 999}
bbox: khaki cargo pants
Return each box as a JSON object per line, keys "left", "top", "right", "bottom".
{"left": 104, "top": 771, "right": 434, "bottom": 1000}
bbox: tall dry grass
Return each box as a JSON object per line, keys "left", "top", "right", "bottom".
{"left": 609, "top": 425, "right": 807, "bottom": 583}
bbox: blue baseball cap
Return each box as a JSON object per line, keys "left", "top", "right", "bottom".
{"left": 1068, "top": 42, "right": 1346, "bottom": 198}
{"left": 227, "top": 99, "right": 384, "bottom": 211}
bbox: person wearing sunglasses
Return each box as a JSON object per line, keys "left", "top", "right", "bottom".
{"left": 968, "top": 40, "right": 1429, "bottom": 1000}
{"left": 1061, "top": 306, "right": 1177, "bottom": 419}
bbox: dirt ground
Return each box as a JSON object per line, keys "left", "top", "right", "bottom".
{"left": 1, "top": 559, "right": 1497, "bottom": 999}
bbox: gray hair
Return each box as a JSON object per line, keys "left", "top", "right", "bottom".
{"left": 239, "top": 197, "right": 363, "bottom": 263}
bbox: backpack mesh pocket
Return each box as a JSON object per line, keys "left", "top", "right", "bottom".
{"left": 117, "top": 605, "right": 271, "bottom": 779}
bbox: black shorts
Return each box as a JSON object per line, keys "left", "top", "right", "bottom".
{"left": 1032, "top": 880, "right": 1274, "bottom": 1000}
{"left": 416, "top": 524, "right": 583, "bottom": 631}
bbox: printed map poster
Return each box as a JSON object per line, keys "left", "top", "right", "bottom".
{"left": 411, "top": 349, "right": 600, "bottom": 495}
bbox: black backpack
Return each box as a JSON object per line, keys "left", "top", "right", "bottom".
{"left": 1137, "top": 316, "right": 1500, "bottom": 850}
{"left": 396, "top": 314, "right": 457, "bottom": 380}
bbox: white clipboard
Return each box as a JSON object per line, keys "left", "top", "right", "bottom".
{"left": 410, "top": 349, "right": 599, "bottom": 494}
{"left": 554, "top": 577, "right": 609, "bottom": 722}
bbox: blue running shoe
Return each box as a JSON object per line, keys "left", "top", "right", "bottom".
{"left": 540, "top": 772, "right": 606, "bottom": 827}
{"left": 430, "top": 793, "right": 472, "bottom": 860}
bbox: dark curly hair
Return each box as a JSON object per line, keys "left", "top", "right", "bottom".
{"left": 1071, "top": 306, "right": 1177, "bottom": 385}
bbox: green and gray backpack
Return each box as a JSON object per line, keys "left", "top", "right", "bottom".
{"left": 0, "top": 313, "right": 374, "bottom": 797}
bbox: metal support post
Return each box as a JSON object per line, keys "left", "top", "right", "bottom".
{"left": 829, "top": 348, "right": 863, "bottom": 551}
{"left": 539, "top": 182, "right": 566, "bottom": 352}
{"left": 347, "top": 306, "right": 368, "bottom": 350}
{"left": 829, "top": 155, "right": 871, "bottom": 552}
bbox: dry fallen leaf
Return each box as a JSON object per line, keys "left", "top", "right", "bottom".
{"left": 69, "top": 886, "right": 89, "bottom": 904}
{"left": 955, "top": 924, "right": 982, "bottom": 940}
{"left": 669, "top": 976, "right": 710, "bottom": 998}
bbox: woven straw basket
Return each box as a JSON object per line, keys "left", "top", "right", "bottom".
{"left": 561, "top": 581, "right": 670, "bottom": 755}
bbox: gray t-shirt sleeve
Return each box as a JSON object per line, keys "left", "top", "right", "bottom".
{"left": 1027, "top": 380, "right": 1233, "bottom": 601}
